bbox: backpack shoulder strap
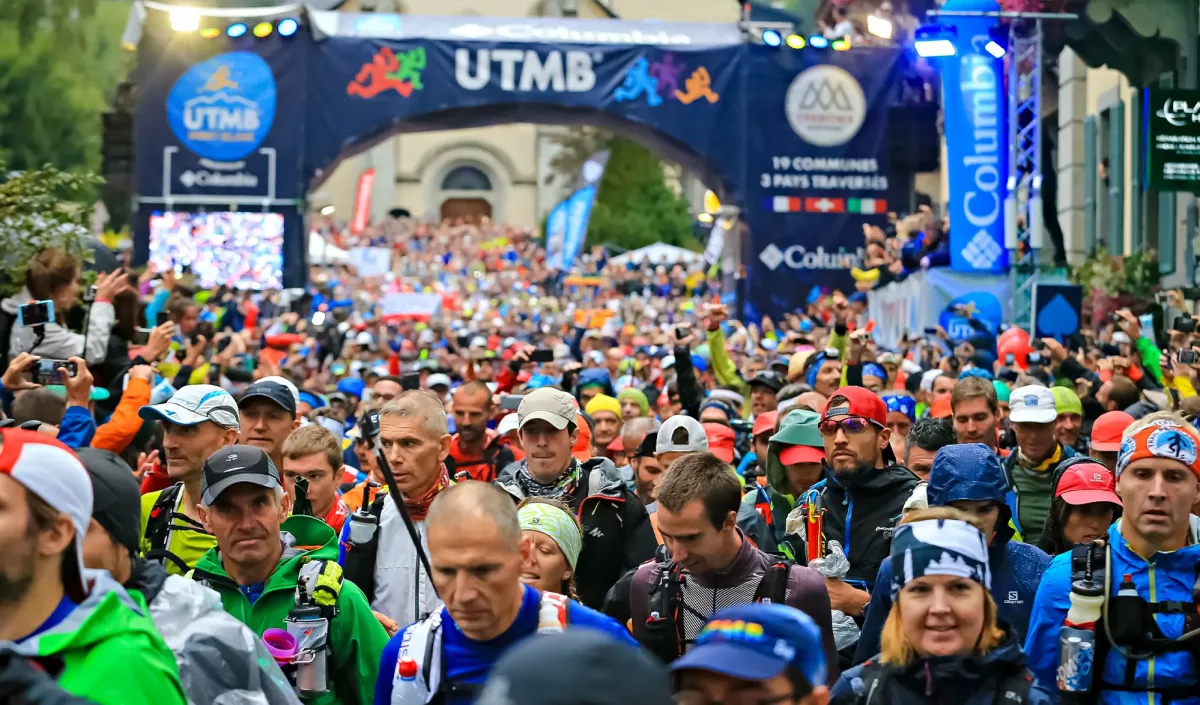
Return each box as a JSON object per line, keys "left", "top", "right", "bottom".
{"left": 852, "top": 661, "right": 889, "bottom": 705}
{"left": 753, "top": 560, "right": 793, "bottom": 605}
{"left": 389, "top": 612, "right": 442, "bottom": 704}
{"left": 144, "top": 484, "right": 183, "bottom": 546}
{"left": 996, "top": 671, "right": 1034, "bottom": 705}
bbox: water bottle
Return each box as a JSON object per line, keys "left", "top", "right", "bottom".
{"left": 1057, "top": 577, "right": 1105, "bottom": 693}
{"left": 285, "top": 601, "right": 330, "bottom": 699}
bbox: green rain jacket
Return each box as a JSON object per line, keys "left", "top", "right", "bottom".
{"left": 0, "top": 570, "right": 186, "bottom": 705}
{"left": 191, "top": 515, "right": 389, "bottom": 705}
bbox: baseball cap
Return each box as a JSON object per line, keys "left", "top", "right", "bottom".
{"left": 258, "top": 375, "right": 300, "bottom": 407}
{"left": 0, "top": 430, "right": 91, "bottom": 600}
{"left": 139, "top": 384, "right": 241, "bottom": 430}
{"left": 656, "top": 415, "right": 708, "bottom": 454}
{"left": 635, "top": 431, "right": 658, "bottom": 458}
{"left": 518, "top": 388, "right": 578, "bottom": 431}
{"left": 426, "top": 373, "right": 452, "bottom": 390}
{"left": 200, "top": 444, "right": 281, "bottom": 506}
{"left": 1091, "top": 410, "right": 1134, "bottom": 452}
{"left": 752, "top": 410, "right": 780, "bottom": 438}
{"left": 1009, "top": 385, "right": 1057, "bottom": 424}
{"left": 479, "top": 631, "right": 673, "bottom": 705}
{"left": 749, "top": 370, "right": 784, "bottom": 393}
{"left": 822, "top": 386, "right": 887, "bottom": 426}
{"left": 239, "top": 379, "right": 298, "bottom": 416}
{"left": 77, "top": 448, "right": 142, "bottom": 555}
{"left": 497, "top": 413, "right": 520, "bottom": 435}
{"left": 607, "top": 436, "right": 625, "bottom": 454}
{"left": 671, "top": 603, "right": 826, "bottom": 690}
{"left": 1056, "top": 461, "right": 1122, "bottom": 507}
{"left": 771, "top": 410, "right": 825, "bottom": 465}
{"left": 703, "top": 423, "right": 736, "bottom": 464}
{"left": 929, "top": 395, "right": 952, "bottom": 419}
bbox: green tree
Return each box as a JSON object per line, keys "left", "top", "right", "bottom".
{"left": 0, "top": 159, "right": 99, "bottom": 298}
{"left": 549, "top": 129, "right": 695, "bottom": 251}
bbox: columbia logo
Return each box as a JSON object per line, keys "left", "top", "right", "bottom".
{"left": 588, "top": 526, "right": 605, "bottom": 538}
{"left": 759, "top": 244, "right": 784, "bottom": 271}
{"left": 962, "top": 232, "right": 1003, "bottom": 269}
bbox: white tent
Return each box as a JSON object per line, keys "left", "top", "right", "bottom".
{"left": 610, "top": 243, "right": 704, "bottom": 267}
{"left": 309, "top": 231, "right": 350, "bottom": 264}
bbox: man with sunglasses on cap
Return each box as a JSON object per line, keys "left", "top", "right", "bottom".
{"left": 786, "top": 387, "right": 919, "bottom": 622}
{"left": 0, "top": 430, "right": 185, "bottom": 705}
{"left": 78, "top": 448, "right": 301, "bottom": 705}
{"left": 138, "top": 384, "right": 242, "bottom": 575}
{"left": 672, "top": 603, "right": 831, "bottom": 705}
{"left": 190, "top": 444, "right": 388, "bottom": 705}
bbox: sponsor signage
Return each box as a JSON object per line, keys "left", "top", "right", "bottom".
{"left": 455, "top": 49, "right": 596, "bottom": 92}
{"left": 166, "top": 52, "right": 277, "bottom": 162}
{"left": 1146, "top": 87, "right": 1200, "bottom": 193}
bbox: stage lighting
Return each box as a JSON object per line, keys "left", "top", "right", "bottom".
{"left": 832, "top": 37, "right": 851, "bottom": 51}
{"left": 808, "top": 35, "right": 829, "bottom": 49}
{"left": 169, "top": 8, "right": 200, "bottom": 33}
{"left": 914, "top": 25, "right": 957, "bottom": 57}
{"left": 866, "top": 15, "right": 893, "bottom": 40}
{"left": 278, "top": 18, "right": 299, "bottom": 37}
{"left": 320, "top": 205, "right": 336, "bottom": 216}
{"left": 253, "top": 21, "right": 273, "bottom": 38}
{"left": 199, "top": 27, "right": 221, "bottom": 39}
{"left": 697, "top": 213, "right": 714, "bottom": 224}
{"left": 762, "top": 29, "right": 782, "bottom": 46}
{"left": 984, "top": 40, "right": 1006, "bottom": 58}
{"left": 785, "top": 34, "right": 805, "bottom": 49}
{"left": 226, "top": 22, "right": 248, "bottom": 38}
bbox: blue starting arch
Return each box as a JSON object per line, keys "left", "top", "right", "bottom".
{"left": 132, "top": 9, "right": 899, "bottom": 317}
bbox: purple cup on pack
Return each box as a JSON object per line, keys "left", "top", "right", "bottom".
{"left": 263, "top": 628, "right": 298, "bottom": 665}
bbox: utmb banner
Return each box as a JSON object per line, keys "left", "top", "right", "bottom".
{"left": 741, "top": 47, "right": 899, "bottom": 318}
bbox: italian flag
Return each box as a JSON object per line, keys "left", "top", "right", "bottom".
{"left": 848, "top": 198, "right": 886, "bottom": 214}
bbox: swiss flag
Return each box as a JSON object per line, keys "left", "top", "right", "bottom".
{"left": 804, "top": 197, "right": 846, "bottom": 213}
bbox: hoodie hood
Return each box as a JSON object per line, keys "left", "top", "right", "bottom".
{"left": 0, "top": 288, "right": 31, "bottom": 316}
{"left": 192, "top": 515, "right": 339, "bottom": 591}
{"left": 928, "top": 443, "right": 1013, "bottom": 542}
{"left": 1, "top": 569, "right": 152, "bottom": 658}
{"left": 575, "top": 368, "right": 615, "bottom": 398}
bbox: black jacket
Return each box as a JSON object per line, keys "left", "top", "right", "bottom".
{"left": 791, "top": 463, "right": 919, "bottom": 590}
{"left": 496, "top": 457, "right": 658, "bottom": 608}
{"left": 831, "top": 628, "right": 1051, "bottom": 705}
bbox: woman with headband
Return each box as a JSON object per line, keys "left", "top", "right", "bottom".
{"left": 516, "top": 498, "right": 584, "bottom": 600}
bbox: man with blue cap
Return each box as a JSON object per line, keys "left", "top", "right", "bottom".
{"left": 671, "top": 603, "right": 830, "bottom": 705}
{"left": 853, "top": 443, "right": 1050, "bottom": 664}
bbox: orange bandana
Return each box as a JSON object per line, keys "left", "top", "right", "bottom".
{"left": 1116, "top": 422, "right": 1200, "bottom": 479}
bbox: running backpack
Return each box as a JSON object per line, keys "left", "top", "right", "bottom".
{"left": 143, "top": 483, "right": 211, "bottom": 574}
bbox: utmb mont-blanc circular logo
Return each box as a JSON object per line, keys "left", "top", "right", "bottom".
{"left": 784, "top": 65, "right": 867, "bottom": 147}
{"left": 167, "top": 52, "right": 277, "bottom": 162}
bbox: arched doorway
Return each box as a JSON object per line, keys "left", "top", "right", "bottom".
{"left": 438, "top": 165, "right": 494, "bottom": 223}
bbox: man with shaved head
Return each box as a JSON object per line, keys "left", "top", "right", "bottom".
{"left": 374, "top": 482, "right": 636, "bottom": 704}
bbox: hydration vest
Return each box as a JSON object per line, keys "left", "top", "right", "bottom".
{"left": 1068, "top": 541, "right": 1200, "bottom": 702}
{"left": 144, "top": 483, "right": 211, "bottom": 574}
{"left": 388, "top": 591, "right": 570, "bottom": 705}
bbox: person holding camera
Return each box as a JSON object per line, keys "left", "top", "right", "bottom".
{"left": 2, "top": 248, "right": 130, "bottom": 365}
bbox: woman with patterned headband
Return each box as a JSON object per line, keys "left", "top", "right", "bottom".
{"left": 516, "top": 497, "right": 584, "bottom": 601}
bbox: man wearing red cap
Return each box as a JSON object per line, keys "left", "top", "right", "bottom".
{"left": 787, "top": 387, "right": 920, "bottom": 618}
{"left": 1088, "top": 410, "right": 1134, "bottom": 473}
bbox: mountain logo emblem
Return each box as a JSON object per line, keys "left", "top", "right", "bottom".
{"left": 784, "top": 65, "right": 866, "bottom": 147}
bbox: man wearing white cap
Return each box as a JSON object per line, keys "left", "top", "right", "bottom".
{"left": 0, "top": 429, "right": 186, "bottom": 705}
{"left": 1001, "top": 385, "right": 1077, "bottom": 545}
{"left": 496, "top": 388, "right": 656, "bottom": 607}
{"left": 137, "top": 384, "right": 242, "bottom": 575}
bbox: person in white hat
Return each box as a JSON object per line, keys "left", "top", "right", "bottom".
{"left": 1001, "top": 385, "right": 1078, "bottom": 545}
{"left": 0, "top": 429, "right": 186, "bottom": 705}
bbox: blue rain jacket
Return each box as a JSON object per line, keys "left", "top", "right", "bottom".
{"left": 854, "top": 444, "right": 1051, "bottom": 664}
{"left": 1024, "top": 520, "right": 1200, "bottom": 704}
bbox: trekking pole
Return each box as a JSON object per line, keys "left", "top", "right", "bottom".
{"left": 358, "top": 410, "right": 439, "bottom": 597}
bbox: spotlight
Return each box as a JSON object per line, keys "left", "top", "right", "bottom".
{"left": 226, "top": 22, "right": 247, "bottom": 38}
{"left": 762, "top": 29, "right": 782, "bottom": 46}
{"left": 866, "top": 15, "right": 893, "bottom": 40}
{"left": 253, "top": 21, "right": 273, "bottom": 38}
{"left": 832, "top": 37, "right": 851, "bottom": 51}
{"left": 983, "top": 40, "right": 1006, "bottom": 58}
{"left": 320, "top": 205, "right": 336, "bottom": 216}
{"left": 169, "top": 8, "right": 200, "bottom": 33}
{"left": 914, "top": 25, "right": 957, "bottom": 57}
{"left": 199, "top": 27, "right": 221, "bottom": 39}
{"left": 808, "top": 35, "right": 829, "bottom": 49}
{"left": 785, "top": 34, "right": 805, "bottom": 49}
{"left": 697, "top": 213, "right": 714, "bottom": 224}
{"left": 277, "top": 18, "right": 299, "bottom": 37}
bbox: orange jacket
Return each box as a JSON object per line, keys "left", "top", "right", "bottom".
{"left": 92, "top": 377, "right": 151, "bottom": 454}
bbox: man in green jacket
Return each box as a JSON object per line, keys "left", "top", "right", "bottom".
{"left": 191, "top": 444, "right": 388, "bottom": 705}
{"left": 0, "top": 429, "right": 185, "bottom": 705}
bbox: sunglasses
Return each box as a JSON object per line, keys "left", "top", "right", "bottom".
{"left": 818, "top": 416, "right": 882, "bottom": 437}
